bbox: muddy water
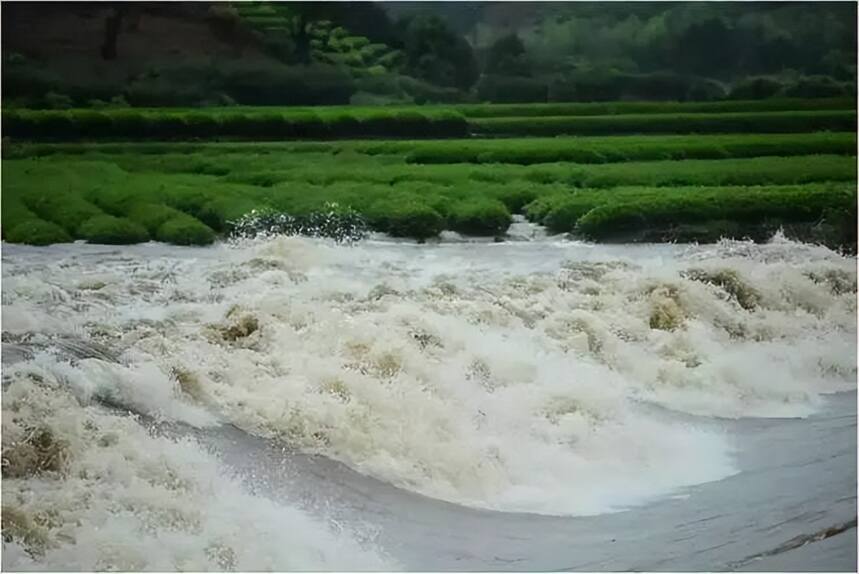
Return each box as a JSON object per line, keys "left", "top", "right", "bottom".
{"left": 1, "top": 232, "right": 855, "bottom": 570}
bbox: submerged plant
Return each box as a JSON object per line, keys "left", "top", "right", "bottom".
{"left": 1, "top": 426, "right": 69, "bottom": 478}
{"left": 228, "top": 203, "right": 368, "bottom": 242}
{"left": 684, "top": 268, "right": 760, "bottom": 310}
{"left": 1, "top": 506, "right": 51, "bottom": 555}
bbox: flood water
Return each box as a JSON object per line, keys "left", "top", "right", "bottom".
{"left": 1, "top": 230, "right": 856, "bottom": 570}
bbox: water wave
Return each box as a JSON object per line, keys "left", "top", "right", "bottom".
{"left": 2, "top": 234, "right": 855, "bottom": 566}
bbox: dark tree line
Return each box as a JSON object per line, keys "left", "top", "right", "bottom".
{"left": 3, "top": 1, "right": 855, "bottom": 107}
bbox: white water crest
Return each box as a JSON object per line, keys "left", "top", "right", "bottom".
{"left": 2, "top": 233, "right": 856, "bottom": 567}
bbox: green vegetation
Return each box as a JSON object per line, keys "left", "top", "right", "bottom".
{"left": 4, "top": 4, "right": 856, "bottom": 108}
{"left": 448, "top": 198, "right": 512, "bottom": 235}
{"left": 683, "top": 269, "right": 760, "bottom": 310}
{"left": 78, "top": 215, "right": 149, "bottom": 244}
{"left": 471, "top": 111, "right": 856, "bottom": 137}
{"left": 453, "top": 98, "right": 856, "bottom": 118}
{"left": 156, "top": 216, "right": 216, "bottom": 246}
{"left": 3, "top": 99, "right": 854, "bottom": 142}
{"left": 2, "top": 108, "right": 469, "bottom": 141}
{"left": 367, "top": 200, "right": 446, "bottom": 239}
{"left": 9, "top": 131, "right": 856, "bottom": 165}
{"left": 23, "top": 189, "right": 104, "bottom": 235}
{"left": 524, "top": 182, "right": 855, "bottom": 243}
{"left": 396, "top": 133, "right": 857, "bottom": 165}
{"left": 3, "top": 42, "right": 857, "bottom": 248}
{"left": 2, "top": 133, "right": 855, "bottom": 248}
{"left": 5, "top": 219, "right": 72, "bottom": 246}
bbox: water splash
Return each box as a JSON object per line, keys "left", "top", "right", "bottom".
{"left": 2, "top": 234, "right": 855, "bottom": 566}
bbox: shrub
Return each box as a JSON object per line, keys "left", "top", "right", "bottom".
{"left": 220, "top": 112, "right": 281, "bottom": 138}
{"left": 70, "top": 110, "right": 114, "bottom": 138}
{"left": 229, "top": 206, "right": 368, "bottom": 242}
{"left": 401, "top": 133, "right": 857, "bottom": 166}
{"left": 350, "top": 91, "right": 411, "bottom": 106}
{"left": 489, "top": 183, "right": 541, "bottom": 213}
{"left": 78, "top": 215, "right": 150, "bottom": 244}
{"left": 399, "top": 75, "right": 467, "bottom": 104}
{"left": 575, "top": 184, "right": 856, "bottom": 241}
{"left": 290, "top": 113, "right": 330, "bottom": 139}
{"left": 24, "top": 192, "right": 104, "bottom": 234}
{"left": 2, "top": 64, "right": 65, "bottom": 107}
{"left": 156, "top": 216, "right": 215, "bottom": 246}
{"left": 207, "top": 4, "right": 243, "bottom": 42}
{"left": 109, "top": 95, "right": 130, "bottom": 108}
{"left": 524, "top": 195, "right": 566, "bottom": 223}
{"left": 355, "top": 73, "right": 405, "bottom": 98}
{"left": 729, "top": 77, "right": 784, "bottom": 100}
{"left": 367, "top": 200, "right": 444, "bottom": 239}
{"left": 546, "top": 70, "right": 711, "bottom": 103}
{"left": 124, "top": 76, "right": 210, "bottom": 107}
{"left": 4, "top": 108, "right": 469, "bottom": 141}
{"left": 197, "top": 197, "right": 261, "bottom": 231}
{"left": 377, "top": 50, "right": 406, "bottom": 71}
{"left": 470, "top": 110, "right": 857, "bottom": 137}
{"left": 5, "top": 219, "right": 72, "bottom": 245}
{"left": 448, "top": 199, "right": 512, "bottom": 235}
{"left": 687, "top": 78, "right": 726, "bottom": 101}
{"left": 42, "top": 92, "right": 73, "bottom": 110}
{"left": 545, "top": 196, "right": 604, "bottom": 233}
{"left": 126, "top": 202, "right": 188, "bottom": 234}
{"left": 110, "top": 111, "right": 152, "bottom": 138}
{"left": 343, "top": 36, "right": 370, "bottom": 51}
{"left": 1, "top": 198, "right": 39, "bottom": 238}
{"left": 477, "top": 75, "right": 549, "bottom": 103}
{"left": 221, "top": 63, "right": 356, "bottom": 105}
{"left": 782, "top": 76, "right": 849, "bottom": 99}
{"left": 143, "top": 114, "right": 190, "bottom": 140}
{"left": 183, "top": 113, "right": 222, "bottom": 138}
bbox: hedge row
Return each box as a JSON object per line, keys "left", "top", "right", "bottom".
{"left": 211, "top": 154, "right": 856, "bottom": 190}
{"left": 397, "top": 132, "right": 857, "bottom": 165}
{"left": 455, "top": 97, "right": 856, "bottom": 118}
{"left": 1, "top": 197, "right": 72, "bottom": 245}
{"left": 7, "top": 132, "right": 856, "bottom": 167}
{"left": 522, "top": 183, "right": 856, "bottom": 237}
{"left": 5, "top": 101, "right": 855, "bottom": 141}
{"left": 575, "top": 184, "right": 857, "bottom": 243}
{"left": 2, "top": 109, "right": 469, "bottom": 141}
{"left": 2, "top": 158, "right": 518, "bottom": 243}
{"left": 470, "top": 110, "right": 857, "bottom": 136}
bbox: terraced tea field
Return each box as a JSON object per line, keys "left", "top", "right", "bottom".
{"left": 2, "top": 97, "right": 856, "bottom": 249}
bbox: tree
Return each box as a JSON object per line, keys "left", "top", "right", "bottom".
{"left": 100, "top": 5, "right": 125, "bottom": 60}
{"left": 403, "top": 15, "right": 478, "bottom": 90}
{"left": 485, "top": 33, "right": 530, "bottom": 76}
{"left": 671, "top": 17, "right": 739, "bottom": 77}
{"left": 262, "top": 2, "right": 398, "bottom": 65}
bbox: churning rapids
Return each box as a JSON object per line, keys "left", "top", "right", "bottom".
{"left": 1, "top": 228, "right": 856, "bottom": 571}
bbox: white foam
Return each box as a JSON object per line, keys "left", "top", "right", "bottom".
{"left": 2, "top": 235, "right": 855, "bottom": 524}
{"left": 1, "top": 375, "right": 392, "bottom": 571}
